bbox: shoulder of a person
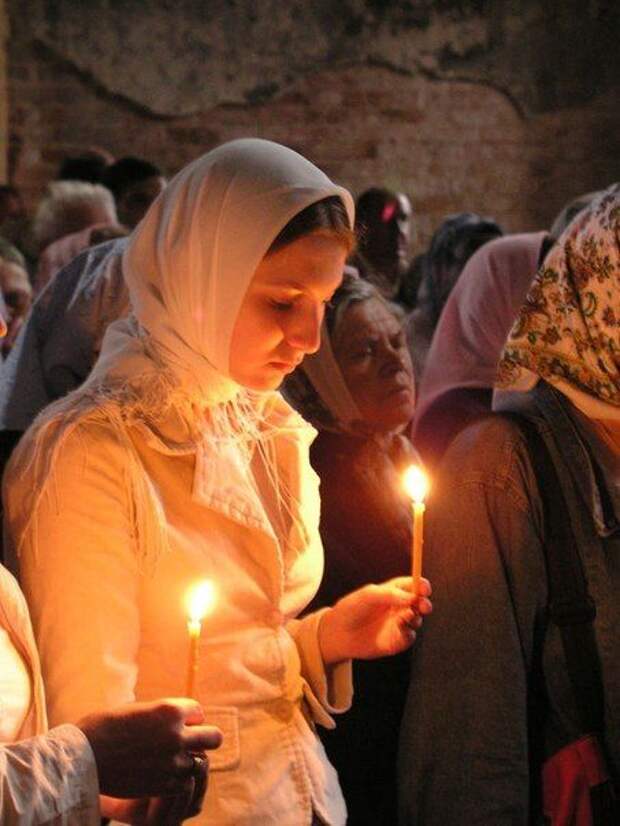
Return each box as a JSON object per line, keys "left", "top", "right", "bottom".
{"left": 438, "top": 412, "right": 535, "bottom": 494}
{"left": 15, "top": 409, "right": 130, "bottom": 477}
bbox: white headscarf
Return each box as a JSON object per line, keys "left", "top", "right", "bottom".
{"left": 9, "top": 139, "right": 354, "bottom": 565}
{"left": 119, "top": 138, "right": 353, "bottom": 406}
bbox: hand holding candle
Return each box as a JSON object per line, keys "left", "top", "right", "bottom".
{"left": 185, "top": 580, "right": 216, "bottom": 698}
{"left": 403, "top": 465, "right": 429, "bottom": 598}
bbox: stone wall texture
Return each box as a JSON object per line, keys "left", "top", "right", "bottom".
{"left": 7, "top": 0, "right": 620, "bottom": 247}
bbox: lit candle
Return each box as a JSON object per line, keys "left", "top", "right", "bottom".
{"left": 403, "top": 466, "right": 429, "bottom": 597}
{"left": 185, "top": 580, "right": 216, "bottom": 698}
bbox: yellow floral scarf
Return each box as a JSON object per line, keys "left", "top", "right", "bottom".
{"left": 497, "top": 184, "right": 620, "bottom": 408}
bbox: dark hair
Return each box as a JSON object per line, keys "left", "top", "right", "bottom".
{"left": 325, "top": 269, "right": 381, "bottom": 334}
{"left": 355, "top": 187, "right": 398, "bottom": 228}
{"left": 101, "top": 157, "right": 163, "bottom": 199}
{"left": 57, "top": 153, "right": 109, "bottom": 183}
{"left": 268, "top": 195, "right": 354, "bottom": 255}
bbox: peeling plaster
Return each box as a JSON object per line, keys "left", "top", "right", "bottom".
{"left": 18, "top": 0, "right": 618, "bottom": 118}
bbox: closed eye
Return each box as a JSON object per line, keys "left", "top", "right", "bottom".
{"left": 269, "top": 299, "right": 295, "bottom": 311}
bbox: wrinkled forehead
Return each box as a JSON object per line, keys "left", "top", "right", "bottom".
{"left": 333, "top": 297, "right": 402, "bottom": 349}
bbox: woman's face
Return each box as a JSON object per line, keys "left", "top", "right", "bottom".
{"left": 229, "top": 233, "right": 347, "bottom": 391}
{"left": 332, "top": 297, "right": 415, "bottom": 431}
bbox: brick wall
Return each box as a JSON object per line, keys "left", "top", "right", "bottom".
{"left": 7, "top": 14, "right": 620, "bottom": 251}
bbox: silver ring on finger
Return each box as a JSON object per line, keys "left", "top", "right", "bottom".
{"left": 190, "top": 754, "right": 208, "bottom": 778}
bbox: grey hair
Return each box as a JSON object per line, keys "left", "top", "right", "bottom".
{"left": 33, "top": 181, "right": 118, "bottom": 250}
{"left": 325, "top": 268, "right": 391, "bottom": 336}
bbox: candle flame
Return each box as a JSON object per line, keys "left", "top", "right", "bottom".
{"left": 185, "top": 580, "right": 216, "bottom": 624}
{"left": 403, "top": 465, "right": 429, "bottom": 504}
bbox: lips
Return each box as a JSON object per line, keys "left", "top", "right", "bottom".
{"left": 269, "top": 359, "right": 302, "bottom": 373}
{"left": 386, "top": 376, "right": 414, "bottom": 398}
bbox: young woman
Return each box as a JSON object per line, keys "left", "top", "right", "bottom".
{"left": 4, "top": 139, "right": 431, "bottom": 825}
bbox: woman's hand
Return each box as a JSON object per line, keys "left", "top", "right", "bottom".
{"left": 318, "top": 576, "right": 432, "bottom": 665}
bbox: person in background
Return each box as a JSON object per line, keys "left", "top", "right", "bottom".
{"left": 412, "top": 231, "right": 553, "bottom": 469}
{"left": 0, "top": 239, "right": 128, "bottom": 568}
{"left": 0, "top": 238, "right": 128, "bottom": 438}
{"left": 0, "top": 237, "right": 32, "bottom": 356}
{"left": 549, "top": 189, "right": 601, "bottom": 241}
{"left": 283, "top": 271, "right": 420, "bottom": 825}
{"left": 354, "top": 187, "right": 413, "bottom": 304}
{"left": 407, "top": 212, "right": 503, "bottom": 381}
{"left": 399, "top": 185, "right": 620, "bottom": 825}
{"left": 4, "top": 139, "right": 431, "bottom": 825}
{"left": 0, "top": 186, "right": 25, "bottom": 229}
{"left": 56, "top": 149, "right": 112, "bottom": 184}
{"left": 32, "top": 180, "right": 124, "bottom": 295}
{"left": 101, "top": 156, "right": 167, "bottom": 230}
{"left": 0, "top": 303, "right": 222, "bottom": 825}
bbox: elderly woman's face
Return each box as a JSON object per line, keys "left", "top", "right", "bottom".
{"left": 332, "top": 297, "right": 415, "bottom": 431}
{"left": 229, "top": 233, "right": 347, "bottom": 391}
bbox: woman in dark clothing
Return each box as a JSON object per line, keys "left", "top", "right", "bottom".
{"left": 284, "top": 271, "right": 419, "bottom": 825}
{"left": 399, "top": 185, "right": 620, "bottom": 825}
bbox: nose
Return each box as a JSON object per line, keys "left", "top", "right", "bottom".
{"left": 379, "top": 341, "right": 407, "bottom": 378}
{"left": 283, "top": 303, "right": 323, "bottom": 355}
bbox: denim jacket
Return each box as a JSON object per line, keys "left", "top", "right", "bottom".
{"left": 398, "top": 382, "right": 620, "bottom": 825}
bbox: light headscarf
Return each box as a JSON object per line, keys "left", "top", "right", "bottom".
{"left": 283, "top": 270, "right": 402, "bottom": 435}
{"left": 497, "top": 184, "right": 620, "bottom": 419}
{"left": 9, "top": 139, "right": 354, "bottom": 565}
{"left": 414, "top": 231, "right": 547, "bottom": 430}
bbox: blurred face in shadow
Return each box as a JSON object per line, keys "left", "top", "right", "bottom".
{"left": 332, "top": 297, "right": 415, "bottom": 432}
{"left": 366, "top": 193, "right": 412, "bottom": 279}
{"left": 117, "top": 176, "right": 167, "bottom": 229}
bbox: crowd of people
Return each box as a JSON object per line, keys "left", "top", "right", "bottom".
{"left": 0, "top": 139, "right": 617, "bottom": 826}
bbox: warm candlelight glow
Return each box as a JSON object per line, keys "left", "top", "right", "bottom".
{"left": 185, "top": 580, "right": 216, "bottom": 698}
{"left": 403, "top": 465, "right": 429, "bottom": 504}
{"left": 403, "top": 465, "right": 429, "bottom": 598}
{"left": 185, "top": 580, "right": 216, "bottom": 624}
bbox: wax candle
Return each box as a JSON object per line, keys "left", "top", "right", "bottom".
{"left": 185, "top": 580, "right": 216, "bottom": 698}
{"left": 403, "top": 466, "right": 429, "bottom": 597}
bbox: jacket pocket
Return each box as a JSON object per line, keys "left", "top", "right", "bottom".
{"left": 203, "top": 706, "right": 240, "bottom": 771}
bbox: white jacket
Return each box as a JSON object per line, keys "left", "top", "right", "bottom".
{"left": 5, "top": 394, "right": 351, "bottom": 826}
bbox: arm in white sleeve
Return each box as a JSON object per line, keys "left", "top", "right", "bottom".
{"left": 287, "top": 608, "right": 353, "bottom": 728}
{"left": 11, "top": 421, "right": 141, "bottom": 726}
{"left": 0, "top": 724, "right": 100, "bottom": 825}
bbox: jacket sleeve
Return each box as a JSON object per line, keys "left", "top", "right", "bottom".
{"left": 398, "top": 419, "right": 548, "bottom": 826}
{"left": 0, "top": 724, "right": 100, "bottom": 825}
{"left": 10, "top": 421, "right": 141, "bottom": 727}
{"left": 287, "top": 608, "right": 353, "bottom": 729}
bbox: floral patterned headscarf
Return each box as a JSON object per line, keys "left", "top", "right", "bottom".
{"left": 497, "top": 184, "right": 620, "bottom": 411}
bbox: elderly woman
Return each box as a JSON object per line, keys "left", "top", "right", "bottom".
{"left": 4, "top": 139, "right": 431, "bottom": 826}
{"left": 399, "top": 185, "right": 620, "bottom": 824}
{"left": 284, "top": 272, "right": 419, "bottom": 825}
